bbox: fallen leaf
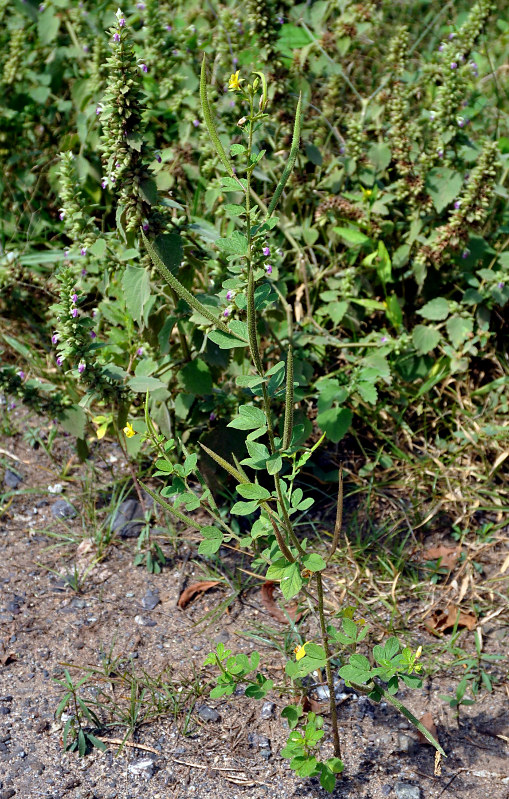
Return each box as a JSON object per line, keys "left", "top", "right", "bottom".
{"left": 178, "top": 580, "right": 220, "bottom": 609}
{"left": 420, "top": 545, "right": 461, "bottom": 570}
{"left": 259, "top": 582, "right": 302, "bottom": 625}
{"left": 425, "top": 604, "right": 476, "bottom": 634}
{"left": 0, "top": 652, "right": 17, "bottom": 666}
{"left": 417, "top": 712, "right": 439, "bottom": 746}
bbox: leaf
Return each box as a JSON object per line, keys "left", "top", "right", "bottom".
{"left": 223, "top": 203, "right": 245, "bottom": 216}
{"left": 302, "top": 553, "right": 326, "bottom": 572}
{"left": 228, "top": 405, "right": 266, "bottom": 430}
{"left": 122, "top": 265, "right": 151, "bottom": 324}
{"left": 426, "top": 605, "right": 476, "bottom": 634}
{"left": 357, "top": 382, "right": 378, "bottom": 404}
{"left": 152, "top": 233, "right": 183, "bottom": 275}
{"left": 316, "top": 407, "right": 353, "bottom": 443}
{"left": 60, "top": 405, "right": 87, "bottom": 439}
{"left": 417, "top": 712, "right": 439, "bottom": 747}
{"left": 260, "top": 582, "right": 302, "bottom": 624}
{"left": 446, "top": 315, "right": 473, "bottom": 349}
{"left": 369, "top": 142, "right": 392, "bottom": 173}
{"left": 38, "top": 7, "right": 60, "bottom": 44}
{"left": 208, "top": 330, "right": 247, "bottom": 349}
{"left": 425, "top": 167, "right": 463, "bottom": 213}
{"left": 280, "top": 562, "right": 303, "bottom": 600}
{"left": 215, "top": 231, "right": 248, "bottom": 256}
{"left": 236, "top": 483, "right": 271, "bottom": 500}
{"left": 198, "top": 527, "right": 223, "bottom": 556}
{"left": 180, "top": 359, "right": 213, "bottom": 395}
{"left": 333, "top": 226, "right": 370, "bottom": 246}
{"left": 230, "top": 500, "right": 259, "bottom": 515}
{"left": 178, "top": 580, "right": 221, "bottom": 609}
{"left": 127, "top": 376, "right": 166, "bottom": 392}
{"left": 420, "top": 545, "right": 461, "bottom": 570}
{"left": 417, "top": 298, "right": 450, "bottom": 321}
{"left": 412, "top": 325, "right": 441, "bottom": 354}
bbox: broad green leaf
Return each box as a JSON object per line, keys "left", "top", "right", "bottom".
{"left": 417, "top": 297, "right": 450, "bottom": 321}
{"left": 266, "top": 454, "right": 283, "bottom": 474}
{"left": 333, "top": 226, "right": 370, "bottom": 246}
{"left": 180, "top": 359, "right": 213, "bottom": 394}
{"left": 38, "top": 7, "right": 60, "bottom": 44}
{"left": 357, "top": 382, "right": 378, "bottom": 404}
{"left": 198, "top": 527, "right": 223, "bottom": 555}
{"left": 425, "top": 167, "right": 463, "bottom": 213}
{"left": 412, "top": 325, "right": 441, "bottom": 354}
{"left": 280, "top": 562, "right": 303, "bottom": 600}
{"left": 316, "top": 407, "right": 352, "bottom": 443}
{"left": 302, "top": 553, "right": 326, "bottom": 572}
{"left": 228, "top": 405, "right": 266, "bottom": 430}
{"left": 128, "top": 376, "right": 166, "bottom": 392}
{"left": 223, "top": 203, "right": 245, "bottom": 216}
{"left": 60, "top": 405, "right": 87, "bottom": 439}
{"left": 208, "top": 330, "right": 247, "bottom": 348}
{"left": 231, "top": 500, "right": 259, "bottom": 515}
{"left": 215, "top": 231, "right": 248, "bottom": 256}
{"left": 122, "top": 265, "right": 151, "bottom": 324}
{"left": 236, "top": 483, "right": 271, "bottom": 500}
{"left": 446, "top": 315, "right": 473, "bottom": 349}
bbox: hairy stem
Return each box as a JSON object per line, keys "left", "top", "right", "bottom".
{"left": 316, "top": 572, "right": 341, "bottom": 760}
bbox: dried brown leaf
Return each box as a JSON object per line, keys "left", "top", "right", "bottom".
{"left": 425, "top": 604, "right": 476, "bottom": 634}
{"left": 177, "top": 580, "right": 220, "bottom": 609}
{"left": 259, "top": 581, "right": 302, "bottom": 625}
{"left": 420, "top": 545, "right": 461, "bottom": 570}
{"left": 417, "top": 712, "right": 439, "bottom": 746}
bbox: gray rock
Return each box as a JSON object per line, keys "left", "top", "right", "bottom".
{"left": 141, "top": 589, "right": 160, "bottom": 610}
{"left": 213, "top": 630, "right": 230, "bottom": 644}
{"left": 197, "top": 705, "right": 220, "bottom": 722}
{"left": 248, "top": 733, "right": 270, "bottom": 749}
{"left": 394, "top": 783, "right": 421, "bottom": 799}
{"left": 111, "top": 494, "right": 153, "bottom": 539}
{"left": 3, "top": 470, "right": 22, "bottom": 490}
{"left": 70, "top": 598, "right": 86, "bottom": 609}
{"left": 127, "top": 758, "right": 155, "bottom": 780}
{"left": 0, "top": 789, "right": 16, "bottom": 799}
{"left": 51, "top": 500, "right": 77, "bottom": 520}
{"left": 260, "top": 701, "right": 276, "bottom": 720}
{"left": 381, "top": 786, "right": 392, "bottom": 796}
{"left": 396, "top": 733, "right": 417, "bottom": 754}
{"left": 134, "top": 615, "right": 157, "bottom": 627}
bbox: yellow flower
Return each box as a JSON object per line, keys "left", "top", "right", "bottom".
{"left": 415, "top": 645, "right": 422, "bottom": 660}
{"left": 123, "top": 422, "right": 136, "bottom": 438}
{"left": 294, "top": 642, "right": 309, "bottom": 661}
{"left": 228, "top": 70, "right": 242, "bottom": 91}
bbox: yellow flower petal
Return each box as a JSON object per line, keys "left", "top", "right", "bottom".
{"left": 123, "top": 422, "right": 135, "bottom": 438}
{"left": 228, "top": 70, "right": 242, "bottom": 91}
{"left": 294, "top": 642, "right": 309, "bottom": 661}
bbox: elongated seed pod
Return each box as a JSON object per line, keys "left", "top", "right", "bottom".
{"left": 200, "top": 443, "right": 249, "bottom": 484}
{"left": 267, "top": 94, "right": 302, "bottom": 216}
{"left": 282, "top": 345, "right": 294, "bottom": 450}
{"left": 200, "top": 56, "right": 234, "bottom": 177}
{"left": 247, "top": 267, "right": 264, "bottom": 374}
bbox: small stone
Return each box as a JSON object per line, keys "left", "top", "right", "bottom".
{"left": 248, "top": 733, "right": 270, "bottom": 750}
{"left": 197, "top": 705, "right": 220, "bottom": 722}
{"left": 127, "top": 758, "right": 155, "bottom": 779}
{"left": 1, "top": 790, "right": 16, "bottom": 799}
{"left": 63, "top": 778, "right": 80, "bottom": 790}
{"left": 51, "top": 500, "right": 77, "bottom": 520}
{"left": 134, "top": 615, "right": 157, "bottom": 627}
{"left": 3, "top": 470, "right": 22, "bottom": 490}
{"left": 394, "top": 783, "right": 421, "bottom": 799}
{"left": 48, "top": 483, "right": 64, "bottom": 494}
{"left": 260, "top": 701, "right": 275, "bottom": 720}
{"left": 111, "top": 499, "right": 144, "bottom": 539}
{"left": 396, "top": 733, "right": 417, "bottom": 754}
{"left": 35, "top": 720, "right": 49, "bottom": 733}
{"left": 381, "top": 786, "right": 392, "bottom": 796}
{"left": 70, "top": 598, "right": 86, "bottom": 609}
{"left": 213, "top": 630, "right": 229, "bottom": 644}
{"left": 141, "top": 589, "right": 160, "bottom": 610}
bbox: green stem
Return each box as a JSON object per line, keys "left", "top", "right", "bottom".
{"left": 316, "top": 572, "right": 341, "bottom": 760}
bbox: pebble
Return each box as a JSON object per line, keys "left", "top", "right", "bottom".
{"left": 260, "top": 701, "right": 275, "bottom": 720}
{"left": 394, "top": 783, "right": 421, "bottom": 799}
{"left": 248, "top": 732, "right": 271, "bottom": 759}
{"left": 48, "top": 483, "right": 64, "bottom": 494}
{"left": 213, "top": 630, "right": 230, "bottom": 644}
{"left": 0, "top": 789, "right": 16, "bottom": 799}
{"left": 127, "top": 758, "right": 155, "bottom": 780}
{"left": 381, "top": 786, "right": 392, "bottom": 796}
{"left": 134, "top": 615, "right": 157, "bottom": 627}
{"left": 51, "top": 500, "right": 77, "bottom": 520}
{"left": 141, "top": 589, "right": 160, "bottom": 610}
{"left": 397, "top": 733, "right": 417, "bottom": 754}
{"left": 197, "top": 705, "right": 220, "bottom": 722}
{"left": 3, "top": 470, "right": 22, "bottom": 490}
{"left": 70, "top": 598, "right": 86, "bottom": 609}
{"left": 111, "top": 496, "right": 152, "bottom": 538}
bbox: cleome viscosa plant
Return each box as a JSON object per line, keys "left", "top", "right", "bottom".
{"left": 142, "top": 64, "right": 445, "bottom": 791}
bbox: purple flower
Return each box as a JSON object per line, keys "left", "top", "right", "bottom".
{"left": 165, "top": 25, "right": 172, "bottom": 32}
{"left": 448, "top": 32, "right": 455, "bottom": 40}
{"left": 380, "top": 336, "right": 388, "bottom": 343}
{"left": 265, "top": 264, "right": 273, "bottom": 275}
{"left": 59, "top": 211, "right": 65, "bottom": 221}
{"left": 90, "top": 331, "right": 97, "bottom": 339}
{"left": 81, "top": 268, "right": 87, "bottom": 276}
{"left": 438, "top": 44, "right": 444, "bottom": 52}
{"left": 39, "top": 3, "right": 45, "bottom": 10}
{"left": 137, "top": 2, "right": 146, "bottom": 8}
{"left": 18, "top": 371, "right": 25, "bottom": 379}
{"left": 8, "top": 402, "right": 16, "bottom": 411}
{"left": 223, "top": 307, "right": 231, "bottom": 317}
{"left": 78, "top": 362, "right": 85, "bottom": 374}
{"left": 226, "top": 290, "right": 234, "bottom": 300}
{"left": 80, "top": 247, "right": 87, "bottom": 256}
{"left": 209, "top": 412, "right": 216, "bottom": 421}
{"left": 83, "top": 44, "right": 89, "bottom": 53}
{"left": 56, "top": 357, "right": 63, "bottom": 366}
{"left": 262, "top": 246, "right": 270, "bottom": 256}
{"left": 461, "top": 249, "right": 469, "bottom": 259}
{"left": 96, "top": 105, "right": 102, "bottom": 115}
{"left": 233, "top": 57, "right": 238, "bottom": 66}
{"left": 71, "top": 293, "right": 78, "bottom": 303}
{"left": 429, "top": 111, "right": 435, "bottom": 121}
{"left": 141, "top": 63, "right": 148, "bottom": 72}
{"left": 136, "top": 347, "right": 143, "bottom": 356}
{"left": 92, "top": 309, "right": 97, "bottom": 317}
{"left": 454, "top": 200, "right": 461, "bottom": 210}
{"left": 193, "top": 119, "right": 200, "bottom": 127}
{"left": 155, "top": 153, "right": 162, "bottom": 163}
{"left": 450, "top": 62, "right": 457, "bottom": 70}
{"left": 277, "top": 16, "right": 284, "bottom": 24}
{"left": 113, "top": 32, "right": 120, "bottom": 42}
{"left": 64, "top": 249, "right": 70, "bottom": 257}
{"left": 142, "top": 223, "right": 149, "bottom": 232}
{"left": 71, "top": 308, "right": 78, "bottom": 318}
{"left": 118, "top": 16, "right": 126, "bottom": 27}
{"left": 115, "top": 162, "right": 121, "bottom": 169}
{"left": 437, "top": 148, "right": 444, "bottom": 158}
{"left": 497, "top": 281, "right": 505, "bottom": 289}
{"left": 229, "top": 100, "right": 235, "bottom": 107}
{"left": 101, "top": 179, "right": 107, "bottom": 189}
{"left": 52, "top": 334, "right": 58, "bottom": 344}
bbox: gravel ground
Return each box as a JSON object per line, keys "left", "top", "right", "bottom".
{"left": 0, "top": 416, "right": 508, "bottom": 799}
